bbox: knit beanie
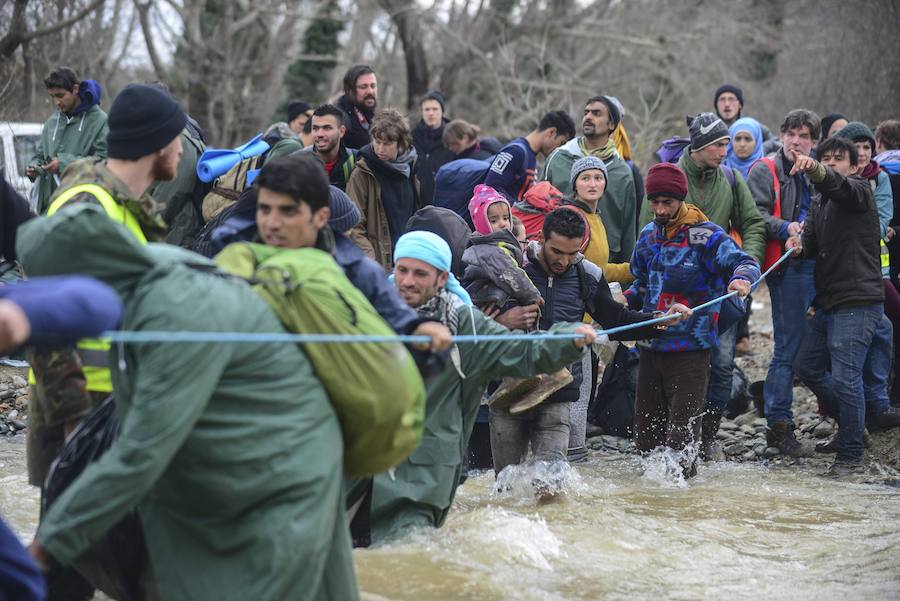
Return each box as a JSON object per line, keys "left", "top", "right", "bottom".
{"left": 836, "top": 121, "right": 877, "bottom": 152}
{"left": 594, "top": 95, "right": 621, "bottom": 131}
{"left": 570, "top": 155, "right": 608, "bottom": 193}
{"left": 287, "top": 101, "right": 312, "bottom": 123}
{"left": 468, "top": 184, "right": 510, "bottom": 235}
{"left": 646, "top": 163, "right": 688, "bottom": 202}
{"left": 421, "top": 90, "right": 446, "bottom": 112}
{"left": 714, "top": 84, "right": 744, "bottom": 108}
{"left": 328, "top": 186, "right": 360, "bottom": 233}
{"left": 107, "top": 84, "right": 187, "bottom": 160}
{"left": 688, "top": 112, "right": 730, "bottom": 152}
{"left": 820, "top": 112, "right": 848, "bottom": 142}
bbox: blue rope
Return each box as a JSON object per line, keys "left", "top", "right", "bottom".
{"left": 102, "top": 250, "right": 795, "bottom": 345}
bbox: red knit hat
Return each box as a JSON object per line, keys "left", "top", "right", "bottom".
{"left": 646, "top": 163, "right": 688, "bottom": 201}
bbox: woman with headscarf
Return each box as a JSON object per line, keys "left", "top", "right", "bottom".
{"left": 725, "top": 117, "right": 765, "bottom": 180}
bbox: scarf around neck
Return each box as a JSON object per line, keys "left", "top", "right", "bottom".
{"left": 579, "top": 137, "right": 617, "bottom": 162}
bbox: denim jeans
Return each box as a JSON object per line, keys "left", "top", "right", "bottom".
{"left": 794, "top": 303, "right": 884, "bottom": 462}
{"left": 705, "top": 323, "right": 737, "bottom": 412}
{"left": 864, "top": 314, "right": 893, "bottom": 417}
{"left": 489, "top": 402, "right": 570, "bottom": 473}
{"left": 764, "top": 259, "right": 816, "bottom": 425}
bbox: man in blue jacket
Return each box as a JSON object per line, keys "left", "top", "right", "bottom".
{"left": 625, "top": 163, "right": 758, "bottom": 479}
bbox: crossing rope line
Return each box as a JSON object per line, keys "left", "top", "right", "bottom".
{"left": 102, "top": 250, "right": 796, "bottom": 345}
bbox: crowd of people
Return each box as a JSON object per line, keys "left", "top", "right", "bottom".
{"left": 1, "top": 62, "right": 899, "bottom": 601}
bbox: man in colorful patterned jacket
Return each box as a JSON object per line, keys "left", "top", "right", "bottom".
{"left": 624, "top": 163, "right": 759, "bottom": 479}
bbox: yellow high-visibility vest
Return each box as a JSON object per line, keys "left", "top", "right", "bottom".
{"left": 28, "top": 184, "right": 147, "bottom": 392}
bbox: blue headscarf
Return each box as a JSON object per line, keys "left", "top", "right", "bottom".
{"left": 725, "top": 117, "right": 764, "bottom": 179}
{"left": 392, "top": 231, "right": 473, "bottom": 305}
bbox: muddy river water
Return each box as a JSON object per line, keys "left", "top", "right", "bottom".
{"left": 4, "top": 438, "right": 897, "bottom": 600}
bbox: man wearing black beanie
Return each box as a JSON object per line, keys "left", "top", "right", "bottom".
{"left": 43, "top": 83, "right": 188, "bottom": 243}
{"left": 714, "top": 84, "right": 744, "bottom": 127}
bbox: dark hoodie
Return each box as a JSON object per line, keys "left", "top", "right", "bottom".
{"left": 337, "top": 95, "right": 375, "bottom": 150}
{"left": 72, "top": 79, "right": 102, "bottom": 116}
{"left": 412, "top": 118, "right": 455, "bottom": 206}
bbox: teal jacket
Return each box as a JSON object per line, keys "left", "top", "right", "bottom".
{"left": 30, "top": 105, "right": 108, "bottom": 214}
{"left": 638, "top": 153, "right": 767, "bottom": 263}
{"left": 365, "top": 296, "right": 583, "bottom": 543}
{"left": 18, "top": 206, "right": 358, "bottom": 601}
{"left": 541, "top": 137, "right": 637, "bottom": 262}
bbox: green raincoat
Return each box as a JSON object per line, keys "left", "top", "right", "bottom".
{"left": 30, "top": 104, "right": 108, "bottom": 213}
{"left": 149, "top": 129, "right": 207, "bottom": 247}
{"left": 363, "top": 293, "right": 584, "bottom": 542}
{"left": 16, "top": 205, "right": 358, "bottom": 601}
{"left": 637, "top": 153, "right": 767, "bottom": 263}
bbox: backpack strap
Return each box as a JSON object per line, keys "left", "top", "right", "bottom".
{"left": 574, "top": 260, "right": 598, "bottom": 304}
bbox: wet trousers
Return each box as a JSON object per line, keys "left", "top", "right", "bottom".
{"left": 634, "top": 349, "right": 710, "bottom": 453}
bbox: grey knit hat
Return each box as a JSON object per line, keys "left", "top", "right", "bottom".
{"left": 570, "top": 155, "right": 608, "bottom": 193}
{"left": 328, "top": 186, "right": 360, "bottom": 233}
{"left": 688, "top": 112, "right": 730, "bottom": 151}
{"left": 836, "top": 121, "right": 876, "bottom": 152}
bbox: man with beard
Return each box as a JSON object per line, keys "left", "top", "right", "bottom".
{"left": 337, "top": 65, "right": 378, "bottom": 150}
{"left": 627, "top": 163, "right": 757, "bottom": 479}
{"left": 299, "top": 103, "right": 358, "bottom": 191}
{"left": 542, "top": 96, "right": 638, "bottom": 262}
{"left": 26, "top": 82, "right": 185, "bottom": 601}
{"left": 347, "top": 108, "right": 420, "bottom": 268}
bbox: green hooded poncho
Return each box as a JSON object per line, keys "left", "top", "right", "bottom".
{"left": 356, "top": 293, "right": 584, "bottom": 543}
{"left": 30, "top": 104, "right": 108, "bottom": 214}
{"left": 16, "top": 205, "right": 358, "bottom": 601}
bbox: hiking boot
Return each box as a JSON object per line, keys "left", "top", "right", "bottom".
{"left": 700, "top": 408, "right": 725, "bottom": 462}
{"left": 734, "top": 337, "right": 752, "bottom": 355}
{"left": 826, "top": 457, "right": 866, "bottom": 478}
{"left": 508, "top": 369, "right": 573, "bottom": 415}
{"left": 765, "top": 421, "right": 814, "bottom": 458}
{"left": 487, "top": 377, "right": 540, "bottom": 411}
{"left": 816, "top": 428, "right": 873, "bottom": 453}
{"left": 867, "top": 406, "right": 900, "bottom": 432}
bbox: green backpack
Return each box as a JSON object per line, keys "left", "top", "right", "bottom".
{"left": 215, "top": 242, "right": 425, "bottom": 476}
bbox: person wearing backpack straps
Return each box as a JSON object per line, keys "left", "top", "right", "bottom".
{"left": 23, "top": 84, "right": 186, "bottom": 600}
{"left": 485, "top": 110, "right": 575, "bottom": 203}
{"left": 746, "top": 109, "right": 822, "bottom": 457}
{"left": 541, "top": 96, "right": 639, "bottom": 263}
{"left": 350, "top": 229, "right": 598, "bottom": 544}
{"left": 640, "top": 113, "right": 766, "bottom": 461}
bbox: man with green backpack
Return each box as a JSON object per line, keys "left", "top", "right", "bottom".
{"left": 347, "top": 229, "right": 598, "bottom": 545}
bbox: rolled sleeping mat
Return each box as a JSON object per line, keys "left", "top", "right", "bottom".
{"left": 196, "top": 134, "right": 270, "bottom": 183}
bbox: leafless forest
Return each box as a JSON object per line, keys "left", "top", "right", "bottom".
{"left": 2, "top": 0, "right": 898, "bottom": 165}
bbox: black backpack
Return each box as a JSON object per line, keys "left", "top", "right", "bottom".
{"left": 587, "top": 343, "right": 639, "bottom": 438}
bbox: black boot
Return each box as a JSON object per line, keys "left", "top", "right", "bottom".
{"left": 700, "top": 408, "right": 725, "bottom": 461}
{"left": 867, "top": 407, "right": 900, "bottom": 432}
{"left": 766, "top": 421, "right": 814, "bottom": 458}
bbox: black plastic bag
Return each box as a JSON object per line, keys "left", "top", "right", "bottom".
{"left": 43, "top": 397, "right": 147, "bottom": 601}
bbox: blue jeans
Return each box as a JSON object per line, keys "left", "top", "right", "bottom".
{"left": 705, "top": 323, "right": 737, "bottom": 412}
{"left": 764, "top": 260, "right": 816, "bottom": 425}
{"left": 864, "top": 314, "right": 893, "bottom": 417}
{"left": 794, "top": 303, "right": 884, "bottom": 462}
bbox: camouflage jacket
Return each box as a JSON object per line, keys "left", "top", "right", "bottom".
{"left": 48, "top": 158, "right": 168, "bottom": 241}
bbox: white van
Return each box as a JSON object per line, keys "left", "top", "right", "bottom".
{"left": 0, "top": 122, "right": 42, "bottom": 206}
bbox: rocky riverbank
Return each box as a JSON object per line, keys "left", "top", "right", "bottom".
{"left": 0, "top": 365, "right": 30, "bottom": 437}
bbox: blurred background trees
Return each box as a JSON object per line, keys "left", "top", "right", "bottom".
{"left": 2, "top": 0, "right": 898, "bottom": 163}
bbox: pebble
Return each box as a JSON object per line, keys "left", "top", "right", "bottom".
{"left": 741, "top": 450, "right": 757, "bottom": 461}
{"left": 763, "top": 446, "right": 781, "bottom": 458}
{"left": 8, "top": 420, "right": 25, "bottom": 431}
{"left": 720, "top": 421, "right": 739, "bottom": 431}
{"left": 734, "top": 412, "right": 758, "bottom": 427}
{"left": 724, "top": 442, "right": 750, "bottom": 456}
{"left": 12, "top": 376, "right": 27, "bottom": 388}
{"left": 7, "top": 409, "right": 17, "bottom": 419}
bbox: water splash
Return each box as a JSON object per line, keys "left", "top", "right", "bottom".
{"left": 493, "top": 459, "right": 586, "bottom": 505}
{"left": 639, "top": 445, "right": 699, "bottom": 488}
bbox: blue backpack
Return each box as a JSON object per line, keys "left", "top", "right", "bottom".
{"left": 432, "top": 158, "right": 493, "bottom": 227}
{"left": 433, "top": 139, "right": 530, "bottom": 227}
